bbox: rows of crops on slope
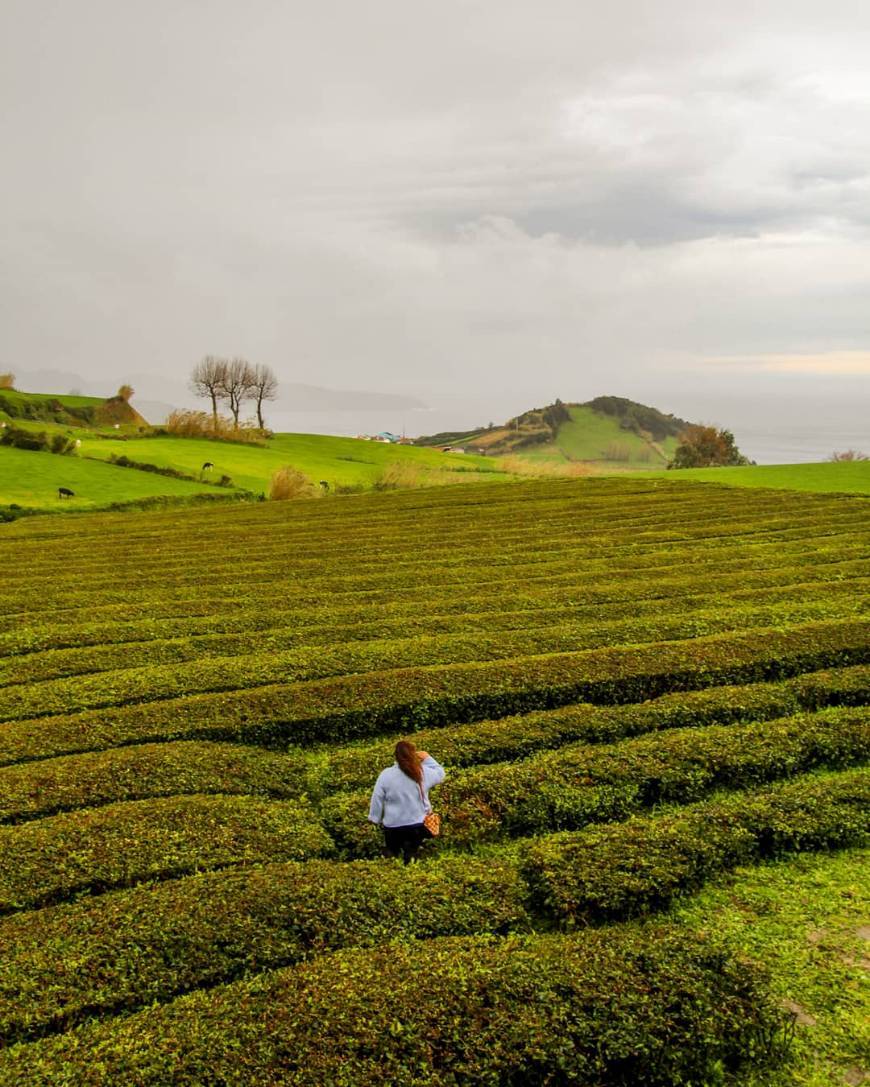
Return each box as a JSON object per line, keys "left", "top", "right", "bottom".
{"left": 0, "top": 477, "right": 867, "bottom": 1085}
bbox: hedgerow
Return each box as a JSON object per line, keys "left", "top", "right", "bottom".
{"left": 0, "top": 854, "right": 529, "bottom": 1044}
{"left": 323, "top": 706, "right": 870, "bottom": 853}
{"left": 0, "top": 477, "right": 866, "bottom": 1082}
{"left": 0, "top": 795, "right": 332, "bottom": 914}
{"left": 5, "top": 549, "right": 868, "bottom": 629}
{"left": 0, "top": 742, "right": 307, "bottom": 824}
{"left": 0, "top": 768, "right": 864, "bottom": 1046}
{"left": 6, "top": 664, "right": 865, "bottom": 822}
{"left": 1, "top": 566, "right": 865, "bottom": 663}
{"left": 2, "top": 619, "right": 868, "bottom": 767}
{"left": 305, "top": 664, "right": 870, "bottom": 795}
{"left": 2, "top": 590, "right": 865, "bottom": 691}
{"left": 0, "top": 926, "right": 789, "bottom": 1086}
{"left": 521, "top": 767, "right": 870, "bottom": 923}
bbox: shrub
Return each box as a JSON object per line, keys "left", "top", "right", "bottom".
{"left": 0, "top": 854, "right": 528, "bottom": 1043}
{"left": 322, "top": 706, "right": 870, "bottom": 854}
{"left": 0, "top": 425, "right": 47, "bottom": 452}
{"left": 1, "top": 769, "right": 864, "bottom": 1046}
{"left": 304, "top": 665, "right": 870, "bottom": 797}
{"left": 0, "top": 927, "right": 789, "bottom": 1085}
{"left": 0, "top": 741, "right": 311, "bottom": 824}
{"left": 164, "top": 409, "right": 265, "bottom": 444}
{"left": 0, "top": 795, "right": 332, "bottom": 914}
{"left": 669, "top": 424, "right": 752, "bottom": 468}
{"left": 2, "top": 619, "right": 868, "bottom": 766}
{"left": 521, "top": 767, "right": 870, "bottom": 923}
{"left": 829, "top": 449, "right": 869, "bottom": 462}
{"left": 0, "top": 373, "right": 14, "bottom": 390}
{"left": 107, "top": 454, "right": 193, "bottom": 480}
{"left": 269, "top": 465, "right": 316, "bottom": 500}
{"left": 0, "top": 425, "right": 75, "bottom": 455}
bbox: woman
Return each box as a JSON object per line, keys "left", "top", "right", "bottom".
{"left": 368, "top": 740, "right": 445, "bottom": 864}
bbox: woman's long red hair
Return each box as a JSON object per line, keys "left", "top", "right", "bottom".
{"left": 395, "top": 740, "right": 422, "bottom": 785}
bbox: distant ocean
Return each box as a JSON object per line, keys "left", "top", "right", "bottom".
{"left": 735, "top": 424, "right": 870, "bottom": 465}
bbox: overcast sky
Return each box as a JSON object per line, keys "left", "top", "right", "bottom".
{"left": 2, "top": 1, "right": 869, "bottom": 449}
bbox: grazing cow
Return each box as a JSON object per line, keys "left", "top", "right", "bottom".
{"left": 202, "top": 462, "right": 214, "bottom": 470}
{"left": 319, "top": 480, "right": 330, "bottom": 492}
{"left": 58, "top": 487, "right": 74, "bottom": 499}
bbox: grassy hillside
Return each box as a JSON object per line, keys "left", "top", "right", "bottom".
{"left": 531, "top": 404, "right": 679, "bottom": 465}
{"left": 644, "top": 461, "right": 870, "bottom": 495}
{"left": 0, "top": 478, "right": 867, "bottom": 1082}
{"left": 0, "top": 446, "right": 228, "bottom": 512}
{"left": 76, "top": 432, "right": 505, "bottom": 495}
{"left": 418, "top": 398, "right": 686, "bottom": 467}
{"left": 0, "top": 388, "right": 148, "bottom": 429}
{"left": 1, "top": 414, "right": 510, "bottom": 515}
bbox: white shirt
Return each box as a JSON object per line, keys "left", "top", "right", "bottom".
{"left": 367, "top": 756, "right": 446, "bottom": 828}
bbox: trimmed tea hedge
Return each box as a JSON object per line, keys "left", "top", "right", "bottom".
{"left": 521, "top": 766, "right": 870, "bottom": 923}
{"left": 324, "top": 705, "right": 870, "bottom": 853}
{"left": 305, "top": 664, "right": 870, "bottom": 796}
{"left": 3, "top": 590, "right": 864, "bottom": 690}
{"left": 0, "top": 768, "right": 864, "bottom": 1046}
{"left": 0, "top": 741, "right": 307, "bottom": 824}
{"left": 0, "top": 854, "right": 529, "bottom": 1044}
{"left": 3, "top": 619, "right": 868, "bottom": 766}
{"left": 0, "top": 795, "right": 332, "bottom": 914}
{"left": 0, "top": 926, "right": 788, "bottom": 1086}
{"left": 6, "top": 664, "right": 866, "bottom": 823}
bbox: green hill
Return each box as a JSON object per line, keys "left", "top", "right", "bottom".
{"left": 416, "top": 396, "right": 692, "bottom": 467}
{"left": 0, "top": 388, "right": 149, "bottom": 429}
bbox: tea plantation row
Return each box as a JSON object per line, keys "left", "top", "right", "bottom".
{"left": 0, "top": 478, "right": 867, "bottom": 1085}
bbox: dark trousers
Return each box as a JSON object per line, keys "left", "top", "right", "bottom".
{"left": 383, "top": 823, "right": 429, "bottom": 864}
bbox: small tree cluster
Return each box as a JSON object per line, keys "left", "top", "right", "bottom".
{"left": 189, "top": 357, "right": 278, "bottom": 431}
{"left": 669, "top": 425, "right": 751, "bottom": 469}
{"left": 829, "top": 449, "right": 868, "bottom": 462}
{"left": 0, "top": 373, "right": 15, "bottom": 390}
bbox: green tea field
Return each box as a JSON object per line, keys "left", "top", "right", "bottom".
{"left": 0, "top": 477, "right": 867, "bottom": 1085}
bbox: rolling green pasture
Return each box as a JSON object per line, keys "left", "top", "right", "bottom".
{"left": 0, "top": 446, "right": 221, "bottom": 511}
{"left": 0, "top": 478, "right": 867, "bottom": 1084}
{"left": 639, "top": 460, "right": 870, "bottom": 494}
{"left": 0, "top": 431, "right": 507, "bottom": 515}
{"left": 77, "top": 432, "right": 503, "bottom": 493}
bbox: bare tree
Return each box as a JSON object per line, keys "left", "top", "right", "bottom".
{"left": 250, "top": 364, "right": 279, "bottom": 429}
{"left": 117, "top": 384, "right": 134, "bottom": 402}
{"left": 829, "top": 449, "right": 868, "bottom": 462}
{"left": 189, "top": 356, "right": 228, "bottom": 430}
{"left": 219, "top": 357, "right": 257, "bottom": 429}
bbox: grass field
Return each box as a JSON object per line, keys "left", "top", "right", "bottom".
{"left": 639, "top": 460, "right": 870, "bottom": 495}
{"left": 0, "top": 446, "right": 223, "bottom": 511}
{"left": 0, "top": 476, "right": 867, "bottom": 1083}
{"left": 0, "top": 432, "right": 508, "bottom": 515}
{"left": 77, "top": 432, "right": 505, "bottom": 493}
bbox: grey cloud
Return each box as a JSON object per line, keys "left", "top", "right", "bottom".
{"left": 2, "top": 0, "right": 870, "bottom": 453}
